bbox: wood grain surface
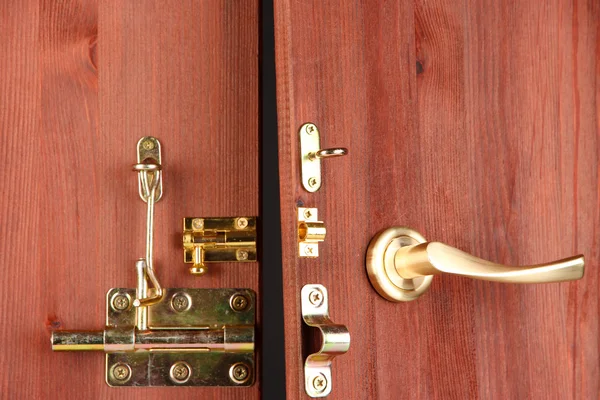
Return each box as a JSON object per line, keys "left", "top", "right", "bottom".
{"left": 0, "top": 1, "right": 258, "bottom": 399}
{"left": 274, "top": 0, "right": 599, "bottom": 399}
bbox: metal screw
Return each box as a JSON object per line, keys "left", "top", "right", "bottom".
{"left": 303, "top": 209, "right": 313, "bottom": 219}
{"left": 142, "top": 139, "right": 155, "bottom": 150}
{"left": 308, "top": 288, "right": 324, "bottom": 307}
{"left": 170, "top": 361, "right": 191, "bottom": 384}
{"left": 192, "top": 218, "right": 204, "bottom": 230}
{"left": 171, "top": 293, "right": 191, "bottom": 312}
{"left": 237, "top": 250, "right": 249, "bottom": 261}
{"left": 112, "top": 294, "right": 130, "bottom": 311}
{"left": 230, "top": 363, "right": 250, "bottom": 383}
{"left": 308, "top": 177, "right": 318, "bottom": 188}
{"left": 230, "top": 294, "right": 249, "bottom": 312}
{"left": 305, "top": 124, "right": 316, "bottom": 134}
{"left": 111, "top": 363, "right": 131, "bottom": 382}
{"left": 312, "top": 373, "right": 327, "bottom": 393}
{"left": 304, "top": 245, "right": 316, "bottom": 256}
{"left": 236, "top": 217, "right": 248, "bottom": 229}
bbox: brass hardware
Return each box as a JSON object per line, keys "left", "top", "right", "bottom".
{"left": 51, "top": 137, "right": 256, "bottom": 387}
{"left": 298, "top": 208, "right": 326, "bottom": 257}
{"left": 301, "top": 284, "right": 350, "bottom": 398}
{"left": 299, "top": 123, "right": 348, "bottom": 192}
{"left": 366, "top": 226, "right": 586, "bottom": 302}
{"left": 229, "top": 362, "right": 251, "bottom": 384}
{"left": 132, "top": 136, "right": 164, "bottom": 307}
{"left": 134, "top": 136, "right": 162, "bottom": 203}
{"left": 182, "top": 217, "right": 257, "bottom": 275}
{"left": 52, "top": 286, "right": 256, "bottom": 386}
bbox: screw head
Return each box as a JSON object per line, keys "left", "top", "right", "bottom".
{"left": 192, "top": 218, "right": 204, "bottom": 230}
{"left": 142, "top": 139, "right": 155, "bottom": 150}
{"left": 236, "top": 217, "right": 249, "bottom": 229}
{"left": 169, "top": 361, "right": 192, "bottom": 384}
{"left": 308, "top": 289, "right": 324, "bottom": 307}
{"left": 312, "top": 373, "right": 327, "bottom": 393}
{"left": 308, "top": 177, "right": 319, "bottom": 188}
{"left": 303, "top": 244, "right": 316, "bottom": 256}
{"left": 111, "top": 363, "right": 131, "bottom": 382}
{"left": 305, "top": 124, "right": 316, "bottom": 135}
{"left": 112, "top": 294, "right": 130, "bottom": 311}
{"left": 303, "top": 209, "right": 313, "bottom": 219}
{"left": 171, "top": 293, "right": 191, "bottom": 312}
{"left": 236, "top": 249, "right": 249, "bottom": 261}
{"left": 229, "top": 363, "right": 250, "bottom": 384}
{"left": 230, "top": 294, "right": 249, "bottom": 312}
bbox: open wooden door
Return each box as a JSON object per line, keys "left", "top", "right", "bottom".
{"left": 274, "top": 0, "right": 599, "bottom": 399}
{"left": 1, "top": 1, "right": 259, "bottom": 398}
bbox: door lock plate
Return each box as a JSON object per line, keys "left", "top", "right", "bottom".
{"left": 53, "top": 288, "right": 256, "bottom": 387}
{"left": 183, "top": 217, "right": 257, "bottom": 275}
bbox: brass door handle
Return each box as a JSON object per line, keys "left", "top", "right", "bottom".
{"left": 366, "top": 227, "right": 585, "bottom": 302}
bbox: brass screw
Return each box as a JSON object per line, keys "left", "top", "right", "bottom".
{"left": 170, "top": 361, "right": 191, "bottom": 384}
{"left": 304, "top": 245, "right": 315, "bottom": 256}
{"left": 308, "top": 177, "right": 318, "bottom": 188}
{"left": 236, "top": 217, "right": 249, "bottom": 229}
{"left": 231, "top": 294, "right": 249, "bottom": 312}
{"left": 111, "top": 363, "right": 131, "bottom": 382}
{"left": 192, "top": 218, "right": 204, "bottom": 230}
{"left": 230, "top": 363, "right": 250, "bottom": 383}
{"left": 305, "top": 124, "right": 316, "bottom": 135}
{"left": 171, "top": 293, "right": 190, "bottom": 312}
{"left": 308, "top": 289, "right": 323, "bottom": 307}
{"left": 237, "top": 250, "right": 249, "bottom": 261}
{"left": 142, "top": 139, "right": 155, "bottom": 150}
{"left": 303, "top": 209, "right": 313, "bottom": 219}
{"left": 112, "top": 294, "right": 130, "bottom": 311}
{"left": 312, "top": 374, "right": 327, "bottom": 393}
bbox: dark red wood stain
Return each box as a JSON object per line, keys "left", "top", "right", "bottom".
{"left": 274, "top": 0, "right": 599, "bottom": 398}
{"left": 1, "top": 1, "right": 258, "bottom": 398}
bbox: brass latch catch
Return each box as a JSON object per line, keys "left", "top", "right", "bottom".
{"left": 298, "top": 208, "right": 326, "bottom": 257}
{"left": 183, "top": 217, "right": 257, "bottom": 275}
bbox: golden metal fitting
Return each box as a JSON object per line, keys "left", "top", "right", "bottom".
{"left": 367, "top": 226, "right": 585, "bottom": 302}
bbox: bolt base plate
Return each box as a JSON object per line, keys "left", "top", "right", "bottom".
{"left": 105, "top": 288, "right": 255, "bottom": 387}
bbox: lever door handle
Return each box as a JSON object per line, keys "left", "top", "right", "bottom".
{"left": 366, "top": 227, "right": 585, "bottom": 302}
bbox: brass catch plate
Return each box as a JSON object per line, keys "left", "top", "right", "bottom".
{"left": 183, "top": 217, "right": 257, "bottom": 275}
{"left": 105, "top": 288, "right": 255, "bottom": 387}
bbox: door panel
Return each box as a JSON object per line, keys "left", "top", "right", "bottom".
{"left": 1, "top": 1, "right": 258, "bottom": 399}
{"left": 274, "top": 0, "right": 598, "bottom": 398}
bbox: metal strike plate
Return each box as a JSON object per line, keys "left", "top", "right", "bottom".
{"left": 301, "top": 284, "right": 350, "bottom": 397}
{"left": 105, "top": 288, "right": 255, "bottom": 387}
{"left": 183, "top": 217, "right": 257, "bottom": 275}
{"left": 298, "top": 208, "right": 326, "bottom": 257}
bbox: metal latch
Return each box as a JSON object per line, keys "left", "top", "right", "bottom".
{"left": 301, "top": 284, "right": 350, "bottom": 397}
{"left": 51, "top": 137, "right": 256, "bottom": 387}
{"left": 298, "top": 208, "right": 326, "bottom": 257}
{"left": 52, "top": 286, "right": 256, "bottom": 386}
{"left": 183, "top": 217, "right": 257, "bottom": 275}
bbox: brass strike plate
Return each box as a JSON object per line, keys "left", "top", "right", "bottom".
{"left": 183, "top": 217, "right": 257, "bottom": 275}
{"left": 105, "top": 288, "right": 256, "bottom": 387}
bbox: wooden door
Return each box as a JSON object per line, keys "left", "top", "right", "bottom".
{"left": 274, "top": 0, "right": 598, "bottom": 399}
{"left": 1, "top": 1, "right": 259, "bottom": 399}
